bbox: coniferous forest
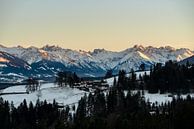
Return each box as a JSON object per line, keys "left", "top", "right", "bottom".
{"left": 1, "top": 90, "right": 194, "bottom": 129}
{"left": 0, "top": 61, "right": 194, "bottom": 129}
{"left": 116, "top": 61, "right": 194, "bottom": 93}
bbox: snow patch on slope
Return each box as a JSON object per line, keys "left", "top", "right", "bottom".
{"left": 1, "top": 83, "right": 86, "bottom": 107}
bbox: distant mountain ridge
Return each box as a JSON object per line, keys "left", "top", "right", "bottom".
{"left": 0, "top": 44, "right": 193, "bottom": 82}
{"left": 178, "top": 55, "right": 194, "bottom": 65}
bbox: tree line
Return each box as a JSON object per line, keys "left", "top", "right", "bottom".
{"left": 55, "top": 71, "right": 81, "bottom": 87}
{"left": 114, "top": 60, "right": 194, "bottom": 93}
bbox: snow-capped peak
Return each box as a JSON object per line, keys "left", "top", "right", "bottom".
{"left": 0, "top": 44, "right": 6, "bottom": 48}
{"left": 159, "top": 46, "right": 176, "bottom": 51}
{"left": 92, "top": 48, "right": 108, "bottom": 54}
{"left": 41, "top": 45, "right": 63, "bottom": 51}
{"left": 0, "top": 44, "right": 193, "bottom": 81}
{"left": 133, "top": 44, "right": 145, "bottom": 51}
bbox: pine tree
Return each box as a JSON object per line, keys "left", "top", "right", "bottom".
{"left": 113, "top": 77, "right": 117, "bottom": 87}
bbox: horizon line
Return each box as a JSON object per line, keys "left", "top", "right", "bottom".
{"left": 0, "top": 43, "right": 193, "bottom": 52}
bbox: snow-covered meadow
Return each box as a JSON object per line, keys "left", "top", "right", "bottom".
{"left": 1, "top": 81, "right": 194, "bottom": 108}
{"left": 131, "top": 90, "right": 194, "bottom": 104}
{"left": 1, "top": 83, "right": 86, "bottom": 107}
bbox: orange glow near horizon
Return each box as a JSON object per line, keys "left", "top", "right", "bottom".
{"left": 0, "top": 0, "right": 194, "bottom": 51}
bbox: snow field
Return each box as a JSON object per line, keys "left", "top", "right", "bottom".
{"left": 1, "top": 83, "right": 86, "bottom": 108}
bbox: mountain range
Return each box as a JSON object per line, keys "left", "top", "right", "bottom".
{"left": 0, "top": 44, "right": 193, "bottom": 82}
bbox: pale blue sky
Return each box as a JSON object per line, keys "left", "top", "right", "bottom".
{"left": 0, "top": 0, "right": 194, "bottom": 51}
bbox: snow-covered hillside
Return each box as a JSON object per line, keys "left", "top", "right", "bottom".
{"left": 0, "top": 51, "right": 31, "bottom": 82}
{"left": 2, "top": 83, "right": 194, "bottom": 108}
{"left": 0, "top": 44, "right": 193, "bottom": 82}
{"left": 1, "top": 83, "right": 86, "bottom": 107}
{"left": 106, "top": 70, "right": 150, "bottom": 86}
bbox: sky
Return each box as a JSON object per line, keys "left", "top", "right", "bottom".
{"left": 0, "top": 0, "right": 194, "bottom": 51}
